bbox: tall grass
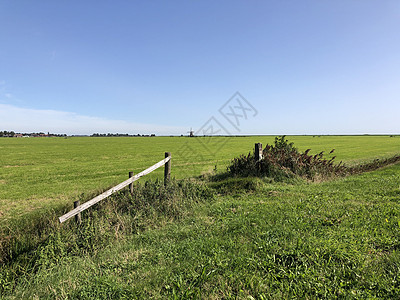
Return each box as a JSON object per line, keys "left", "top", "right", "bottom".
{"left": 0, "top": 179, "right": 214, "bottom": 295}
{"left": 227, "top": 136, "right": 400, "bottom": 181}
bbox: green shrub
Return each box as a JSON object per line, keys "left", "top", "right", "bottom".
{"left": 228, "top": 136, "right": 345, "bottom": 180}
{"left": 227, "top": 136, "right": 400, "bottom": 181}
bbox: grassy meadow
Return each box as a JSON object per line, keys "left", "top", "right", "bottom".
{"left": 1, "top": 135, "right": 400, "bottom": 298}
{"left": 1, "top": 135, "right": 400, "bottom": 223}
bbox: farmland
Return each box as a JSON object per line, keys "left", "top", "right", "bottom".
{"left": 1, "top": 135, "right": 400, "bottom": 298}
{"left": 1, "top": 135, "right": 400, "bottom": 223}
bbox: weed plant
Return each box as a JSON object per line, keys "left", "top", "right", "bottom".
{"left": 228, "top": 136, "right": 400, "bottom": 181}
{"left": 228, "top": 136, "right": 345, "bottom": 180}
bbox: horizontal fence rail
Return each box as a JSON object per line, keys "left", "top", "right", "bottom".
{"left": 59, "top": 154, "right": 171, "bottom": 224}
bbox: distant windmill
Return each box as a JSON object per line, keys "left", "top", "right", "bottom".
{"left": 187, "top": 128, "right": 194, "bottom": 137}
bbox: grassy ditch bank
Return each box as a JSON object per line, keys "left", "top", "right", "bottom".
{"left": 1, "top": 163, "right": 400, "bottom": 298}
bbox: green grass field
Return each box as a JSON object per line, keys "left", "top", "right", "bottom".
{"left": 1, "top": 135, "right": 400, "bottom": 223}
{"left": 2, "top": 135, "right": 400, "bottom": 298}
{"left": 1, "top": 143, "right": 400, "bottom": 297}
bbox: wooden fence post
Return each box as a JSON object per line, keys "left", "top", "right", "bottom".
{"left": 74, "top": 200, "right": 81, "bottom": 224}
{"left": 164, "top": 152, "right": 171, "bottom": 185}
{"left": 255, "top": 143, "right": 263, "bottom": 162}
{"left": 129, "top": 171, "right": 134, "bottom": 194}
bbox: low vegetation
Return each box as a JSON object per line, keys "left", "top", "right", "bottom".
{"left": 0, "top": 179, "right": 214, "bottom": 295}
{"left": 2, "top": 135, "right": 400, "bottom": 223}
{"left": 228, "top": 136, "right": 400, "bottom": 181}
{"left": 228, "top": 136, "right": 346, "bottom": 180}
{"left": 1, "top": 136, "right": 400, "bottom": 298}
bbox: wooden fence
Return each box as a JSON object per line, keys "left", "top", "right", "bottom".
{"left": 59, "top": 152, "right": 171, "bottom": 224}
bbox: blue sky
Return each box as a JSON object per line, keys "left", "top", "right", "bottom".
{"left": 1, "top": 1, "right": 400, "bottom": 135}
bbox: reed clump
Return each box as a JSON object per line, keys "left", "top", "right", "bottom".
{"left": 227, "top": 136, "right": 400, "bottom": 181}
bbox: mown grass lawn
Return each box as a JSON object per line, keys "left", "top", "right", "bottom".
{"left": 3, "top": 162, "right": 400, "bottom": 298}
{"left": 1, "top": 135, "right": 400, "bottom": 223}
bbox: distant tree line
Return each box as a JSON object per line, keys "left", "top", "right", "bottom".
{"left": 0, "top": 130, "right": 15, "bottom": 137}
{"left": 0, "top": 131, "right": 67, "bottom": 137}
{"left": 91, "top": 133, "right": 156, "bottom": 137}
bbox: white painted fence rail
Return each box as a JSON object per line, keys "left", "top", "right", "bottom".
{"left": 59, "top": 153, "right": 171, "bottom": 224}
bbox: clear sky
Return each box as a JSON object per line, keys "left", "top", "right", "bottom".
{"left": 1, "top": 1, "right": 400, "bottom": 135}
